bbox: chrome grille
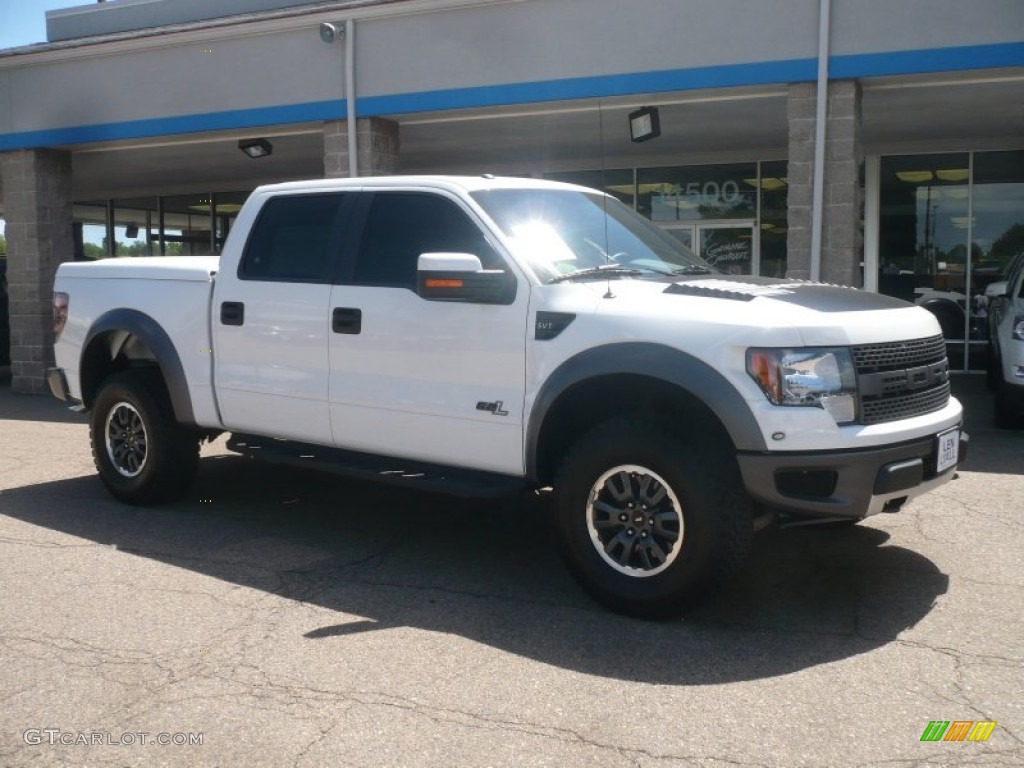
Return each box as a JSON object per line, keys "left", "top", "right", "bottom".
{"left": 852, "top": 336, "right": 950, "bottom": 425}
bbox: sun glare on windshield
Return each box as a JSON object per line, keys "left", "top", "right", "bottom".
{"left": 472, "top": 188, "right": 713, "bottom": 284}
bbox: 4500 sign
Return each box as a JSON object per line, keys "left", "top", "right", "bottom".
{"left": 662, "top": 180, "right": 744, "bottom": 206}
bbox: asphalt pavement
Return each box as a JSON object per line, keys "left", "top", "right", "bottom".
{"left": 0, "top": 374, "right": 1021, "bottom": 767}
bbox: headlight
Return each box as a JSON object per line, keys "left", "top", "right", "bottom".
{"left": 746, "top": 347, "right": 858, "bottom": 424}
{"left": 1013, "top": 316, "right": 1024, "bottom": 341}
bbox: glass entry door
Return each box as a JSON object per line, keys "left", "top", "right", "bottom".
{"left": 663, "top": 222, "right": 756, "bottom": 275}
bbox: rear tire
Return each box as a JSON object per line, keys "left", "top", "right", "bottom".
{"left": 90, "top": 370, "right": 199, "bottom": 504}
{"left": 554, "top": 418, "right": 752, "bottom": 619}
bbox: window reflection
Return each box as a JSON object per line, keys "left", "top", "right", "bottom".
{"left": 73, "top": 203, "right": 108, "bottom": 260}
{"left": 72, "top": 191, "right": 251, "bottom": 259}
{"left": 758, "top": 160, "right": 788, "bottom": 278}
{"left": 548, "top": 161, "right": 787, "bottom": 276}
{"left": 543, "top": 169, "right": 635, "bottom": 208}
{"left": 114, "top": 198, "right": 157, "bottom": 257}
{"left": 878, "top": 150, "right": 1024, "bottom": 370}
{"left": 638, "top": 163, "right": 758, "bottom": 222}
{"left": 879, "top": 154, "right": 970, "bottom": 343}
{"left": 972, "top": 151, "right": 1024, "bottom": 343}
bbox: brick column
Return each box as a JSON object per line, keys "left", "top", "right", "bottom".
{"left": 786, "top": 80, "right": 863, "bottom": 286}
{"left": 0, "top": 149, "right": 73, "bottom": 393}
{"left": 323, "top": 117, "right": 400, "bottom": 178}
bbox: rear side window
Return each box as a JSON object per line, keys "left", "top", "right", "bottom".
{"left": 352, "top": 192, "right": 502, "bottom": 288}
{"left": 241, "top": 194, "right": 345, "bottom": 282}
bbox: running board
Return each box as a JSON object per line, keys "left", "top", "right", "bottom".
{"left": 226, "top": 433, "right": 529, "bottom": 499}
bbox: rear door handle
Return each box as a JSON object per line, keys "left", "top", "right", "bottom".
{"left": 332, "top": 307, "right": 362, "bottom": 334}
{"left": 221, "top": 301, "right": 244, "bottom": 326}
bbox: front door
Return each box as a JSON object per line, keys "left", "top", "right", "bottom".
{"left": 662, "top": 221, "right": 757, "bottom": 275}
{"left": 327, "top": 190, "right": 529, "bottom": 475}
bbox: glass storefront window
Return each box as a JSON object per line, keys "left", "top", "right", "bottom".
{"left": 878, "top": 154, "right": 971, "bottom": 343}
{"left": 548, "top": 161, "right": 784, "bottom": 277}
{"left": 163, "top": 195, "right": 213, "bottom": 256}
{"left": 877, "top": 150, "right": 1024, "bottom": 370}
{"left": 543, "top": 169, "right": 634, "bottom": 207}
{"left": 113, "top": 197, "right": 157, "bottom": 257}
{"left": 213, "top": 192, "right": 250, "bottom": 253}
{"left": 758, "top": 160, "right": 788, "bottom": 278}
{"left": 971, "top": 151, "right": 1024, "bottom": 341}
{"left": 637, "top": 163, "right": 757, "bottom": 222}
{"left": 71, "top": 191, "right": 249, "bottom": 259}
{"left": 700, "top": 225, "right": 754, "bottom": 274}
{"left": 73, "top": 203, "right": 109, "bottom": 260}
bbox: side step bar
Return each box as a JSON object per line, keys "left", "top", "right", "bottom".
{"left": 226, "top": 433, "right": 529, "bottom": 499}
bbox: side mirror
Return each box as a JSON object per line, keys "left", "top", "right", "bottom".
{"left": 984, "top": 280, "right": 1008, "bottom": 299}
{"left": 416, "top": 253, "right": 516, "bottom": 305}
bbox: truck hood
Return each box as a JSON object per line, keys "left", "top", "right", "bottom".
{"left": 57, "top": 256, "right": 219, "bottom": 282}
{"left": 663, "top": 275, "right": 909, "bottom": 312}
{"left": 582, "top": 274, "right": 941, "bottom": 346}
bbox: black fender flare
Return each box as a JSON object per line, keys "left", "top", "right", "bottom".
{"left": 82, "top": 308, "right": 196, "bottom": 426}
{"left": 525, "top": 342, "right": 766, "bottom": 482}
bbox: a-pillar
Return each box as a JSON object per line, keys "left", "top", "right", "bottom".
{"left": 786, "top": 80, "right": 863, "bottom": 286}
{"left": 323, "top": 117, "right": 400, "bottom": 178}
{"left": 0, "top": 149, "right": 73, "bottom": 394}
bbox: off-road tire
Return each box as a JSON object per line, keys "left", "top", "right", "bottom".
{"left": 554, "top": 418, "right": 753, "bottom": 619}
{"left": 90, "top": 370, "right": 199, "bottom": 504}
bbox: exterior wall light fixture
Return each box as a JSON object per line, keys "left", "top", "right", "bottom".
{"left": 628, "top": 106, "right": 661, "bottom": 143}
{"left": 319, "top": 22, "right": 345, "bottom": 44}
{"left": 238, "top": 138, "right": 273, "bottom": 158}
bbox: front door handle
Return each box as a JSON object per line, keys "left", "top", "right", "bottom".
{"left": 221, "top": 301, "right": 244, "bottom": 326}
{"left": 332, "top": 307, "right": 362, "bottom": 334}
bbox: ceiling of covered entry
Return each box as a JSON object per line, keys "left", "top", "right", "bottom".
{"left": 63, "top": 86, "right": 791, "bottom": 200}
{"left": 41, "top": 71, "right": 1024, "bottom": 203}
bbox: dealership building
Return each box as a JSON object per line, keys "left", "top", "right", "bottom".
{"left": 0, "top": 0, "right": 1022, "bottom": 392}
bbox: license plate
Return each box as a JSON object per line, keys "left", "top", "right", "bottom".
{"left": 936, "top": 428, "right": 959, "bottom": 474}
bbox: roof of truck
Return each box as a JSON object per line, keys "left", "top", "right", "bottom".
{"left": 253, "top": 175, "right": 594, "bottom": 196}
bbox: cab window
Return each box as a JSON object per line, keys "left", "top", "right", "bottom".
{"left": 240, "top": 194, "right": 346, "bottom": 282}
{"left": 351, "top": 193, "right": 502, "bottom": 289}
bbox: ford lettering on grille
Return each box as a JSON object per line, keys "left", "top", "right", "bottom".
{"left": 851, "top": 336, "right": 951, "bottom": 425}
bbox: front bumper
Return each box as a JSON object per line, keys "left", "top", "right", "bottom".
{"left": 737, "top": 428, "right": 969, "bottom": 520}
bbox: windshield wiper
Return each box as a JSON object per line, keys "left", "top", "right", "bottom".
{"left": 549, "top": 264, "right": 669, "bottom": 283}
{"left": 671, "top": 265, "right": 715, "bottom": 275}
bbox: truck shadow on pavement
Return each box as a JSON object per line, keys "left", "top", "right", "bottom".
{"left": 1, "top": 454, "right": 949, "bottom": 686}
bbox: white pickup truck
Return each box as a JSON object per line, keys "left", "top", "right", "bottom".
{"left": 49, "top": 176, "right": 967, "bottom": 617}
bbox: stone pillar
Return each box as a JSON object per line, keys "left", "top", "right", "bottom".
{"left": 786, "top": 80, "right": 863, "bottom": 286}
{"left": 0, "top": 149, "right": 73, "bottom": 393}
{"left": 323, "top": 117, "right": 400, "bottom": 178}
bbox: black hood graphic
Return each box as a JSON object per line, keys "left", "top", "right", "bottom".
{"left": 664, "top": 275, "right": 912, "bottom": 313}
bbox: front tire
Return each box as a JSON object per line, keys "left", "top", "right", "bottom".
{"left": 90, "top": 371, "right": 199, "bottom": 504}
{"left": 555, "top": 418, "right": 753, "bottom": 619}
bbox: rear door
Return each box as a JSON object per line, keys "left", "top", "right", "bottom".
{"left": 213, "top": 193, "right": 353, "bottom": 444}
{"left": 327, "top": 190, "right": 529, "bottom": 475}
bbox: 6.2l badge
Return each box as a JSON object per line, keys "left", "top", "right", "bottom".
{"left": 476, "top": 400, "right": 509, "bottom": 416}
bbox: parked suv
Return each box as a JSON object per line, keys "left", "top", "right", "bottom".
{"left": 986, "top": 251, "right": 1024, "bottom": 428}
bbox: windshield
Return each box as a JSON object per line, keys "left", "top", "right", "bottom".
{"left": 470, "top": 188, "right": 716, "bottom": 284}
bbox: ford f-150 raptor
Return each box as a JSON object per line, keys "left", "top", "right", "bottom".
{"left": 49, "top": 176, "right": 967, "bottom": 617}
